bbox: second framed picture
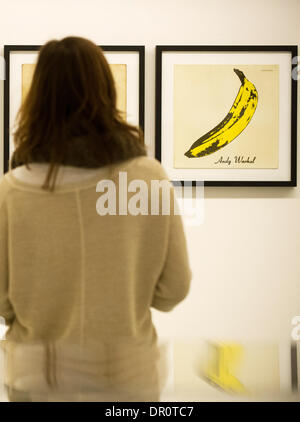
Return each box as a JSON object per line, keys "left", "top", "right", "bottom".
{"left": 4, "top": 45, "right": 145, "bottom": 173}
{"left": 156, "top": 45, "right": 297, "bottom": 186}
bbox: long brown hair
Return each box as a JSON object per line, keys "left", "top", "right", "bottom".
{"left": 11, "top": 37, "right": 147, "bottom": 191}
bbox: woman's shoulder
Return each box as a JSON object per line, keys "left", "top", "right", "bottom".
{"left": 0, "top": 172, "right": 14, "bottom": 209}
{"left": 122, "top": 155, "right": 170, "bottom": 181}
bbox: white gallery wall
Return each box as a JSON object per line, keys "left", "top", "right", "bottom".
{"left": 0, "top": 0, "right": 299, "bottom": 396}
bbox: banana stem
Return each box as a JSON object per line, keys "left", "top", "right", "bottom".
{"left": 233, "top": 68, "right": 245, "bottom": 84}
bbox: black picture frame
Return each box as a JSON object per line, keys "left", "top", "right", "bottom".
{"left": 3, "top": 45, "right": 145, "bottom": 173}
{"left": 155, "top": 45, "right": 298, "bottom": 187}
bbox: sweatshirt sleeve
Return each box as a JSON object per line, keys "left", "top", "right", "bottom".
{"left": 151, "top": 183, "right": 192, "bottom": 312}
{"left": 0, "top": 177, "right": 15, "bottom": 325}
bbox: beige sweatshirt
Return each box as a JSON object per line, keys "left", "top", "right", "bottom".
{"left": 0, "top": 155, "right": 192, "bottom": 401}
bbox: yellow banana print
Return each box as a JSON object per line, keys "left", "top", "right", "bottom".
{"left": 185, "top": 68, "right": 258, "bottom": 158}
{"left": 204, "top": 343, "right": 247, "bottom": 394}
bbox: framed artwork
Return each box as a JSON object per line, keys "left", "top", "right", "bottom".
{"left": 155, "top": 46, "right": 298, "bottom": 186}
{"left": 3, "top": 45, "right": 145, "bottom": 173}
{"left": 171, "top": 339, "right": 285, "bottom": 400}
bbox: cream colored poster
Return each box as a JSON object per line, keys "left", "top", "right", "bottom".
{"left": 171, "top": 340, "right": 280, "bottom": 399}
{"left": 110, "top": 64, "right": 127, "bottom": 117}
{"left": 22, "top": 63, "right": 127, "bottom": 117}
{"left": 173, "top": 64, "right": 279, "bottom": 169}
{"left": 22, "top": 63, "right": 36, "bottom": 103}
